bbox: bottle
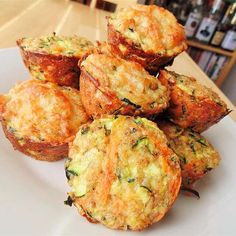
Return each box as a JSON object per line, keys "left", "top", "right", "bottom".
{"left": 153, "top": 0, "right": 168, "bottom": 7}
{"left": 211, "top": 3, "right": 236, "bottom": 46}
{"left": 185, "top": 0, "right": 204, "bottom": 38}
{"left": 168, "top": 0, "right": 192, "bottom": 24}
{"left": 168, "top": 0, "right": 181, "bottom": 18}
{"left": 179, "top": 0, "right": 193, "bottom": 25}
{"left": 221, "top": 15, "right": 236, "bottom": 51}
{"left": 195, "top": 0, "right": 225, "bottom": 43}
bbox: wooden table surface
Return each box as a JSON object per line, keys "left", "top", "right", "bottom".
{"left": 0, "top": 0, "right": 235, "bottom": 121}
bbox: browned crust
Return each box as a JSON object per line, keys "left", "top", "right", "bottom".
{"left": 80, "top": 68, "right": 136, "bottom": 119}
{"left": 107, "top": 23, "right": 182, "bottom": 75}
{"left": 157, "top": 120, "right": 220, "bottom": 186}
{"left": 1, "top": 120, "right": 68, "bottom": 162}
{"left": 67, "top": 117, "right": 181, "bottom": 230}
{"left": 73, "top": 200, "right": 99, "bottom": 224}
{"left": 168, "top": 88, "right": 230, "bottom": 132}
{"left": 17, "top": 39, "right": 80, "bottom": 88}
{"left": 159, "top": 70, "right": 230, "bottom": 132}
{"left": 80, "top": 68, "right": 167, "bottom": 119}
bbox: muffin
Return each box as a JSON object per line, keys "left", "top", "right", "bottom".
{"left": 158, "top": 70, "right": 229, "bottom": 132}
{"left": 158, "top": 120, "right": 220, "bottom": 187}
{"left": 79, "top": 53, "right": 169, "bottom": 119}
{"left": 17, "top": 35, "right": 94, "bottom": 88}
{"left": 95, "top": 41, "right": 114, "bottom": 56}
{"left": 107, "top": 4, "right": 187, "bottom": 75}
{"left": 0, "top": 80, "right": 89, "bottom": 161}
{"left": 65, "top": 116, "right": 181, "bottom": 230}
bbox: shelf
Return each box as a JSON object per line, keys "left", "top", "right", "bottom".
{"left": 187, "top": 40, "right": 234, "bottom": 57}
{"left": 186, "top": 40, "right": 236, "bottom": 88}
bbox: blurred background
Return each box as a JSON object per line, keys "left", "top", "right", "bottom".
{"left": 0, "top": 0, "right": 236, "bottom": 105}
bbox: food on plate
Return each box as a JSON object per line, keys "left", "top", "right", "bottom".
{"left": 65, "top": 116, "right": 181, "bottom": 230}
{"left": 96, "top": 41, "right": 114, "bottom": 56}
{"left": 158, "top": 70, "right": 229, "bottom": 132}
{"left": 0, "top": 80, "right": 89, "bottom": 161}
{"left": 0, "top": 1, "right": 227, "bottom": 230}
{"left": 157, "top": 120, "right": 220, "bottom": 187}
{"left": 79, "top": 53, "right": 170, "bottom": 119}
{"left": 17, "top": 35, "right": 94, "bottom": 88}
{"left": 107, "top": 4, "right": 187, "bottom": 75}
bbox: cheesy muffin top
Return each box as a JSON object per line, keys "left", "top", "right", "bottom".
{"left": 158, "top": 120, "right": 220, "bottom": 186}
{"left": 17, "top": 35, "right": 94, "bottom": 57}
{"left": 66, "top": 116, "right": 181, "bottom": 230}
{"left": 0, "top": 80, "right": 89, "bottom": 144}
{"left": 108, "top": 4, "right": 187, "bottom": 55}
{"left": 95, "top": 41, "right": 114, "bottom": 56}
{"left": 162, "top": 71, "right": 225, "bottom": 105}
{"left": 80, "top": 54, "right": 169, "bottom": 114}
{"left": 158, "top": 70, "right": 229, "bottom": 132}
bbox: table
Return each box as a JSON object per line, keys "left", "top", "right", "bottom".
{"left": 0, "top": 0, "right": 235, "bottom": 121}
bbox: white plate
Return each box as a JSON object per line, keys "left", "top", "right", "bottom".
{"left": 1, "top": 48, "right": 236, "bottom": 236}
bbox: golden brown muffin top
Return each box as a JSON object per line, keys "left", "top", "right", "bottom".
{"left": 66, "top": 116, "right": 181, "bottom": 230}
{"left": 161, "top": 70, "right": 225, "bottom": 104}
{"left": 0, "top": 80, "right": 89, "bottom": 144}
{"left": 158, "top": 120, "right": 220, "bottom": 186}
{"left": 17, "top": 35, "right": 94, "bottom": 57}
{"left": 80, "top": 53, "right": 169, "bottom": 113}
{"left": 159, "top": 70, "right": 228, "bottom": 117}
{"left": 108, "top": 4, "right": 187, "bottom": 55}
{"left": 95, "top": 41, "right": 114, "bottom": 56}
{"left": 158, "top": 70, "right": 229, "bottom": 132}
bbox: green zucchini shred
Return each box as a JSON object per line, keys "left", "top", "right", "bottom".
{"left": 81, "top": 126, "right": 90, "bottom": 135}
{"left": 140, "top": 185, "right": 152, "bottom": 193}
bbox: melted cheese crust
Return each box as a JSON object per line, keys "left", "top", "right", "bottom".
{"left": 66, "top": 116, "right": 181, "bottom": 230}
{"left": 168, "top": 71, "right": 225, "bottom": 104}
{"left": 158, "top": 70, "right": 228, "bottom": 132}
{"left": 96, "top": 41, "right": 114, "bottom": 56}
{"left": 81, "top": 54, "right": 169, "bottom": 112}
{"left": 109, "top": 4, "right": 186, "bottom": 55}
{"left": 158, "top": 120, "right": 220, "bottom": 186}
{"left": 18, "top": 35, "right": 94, "bottom": 57}
{"left": 1, "top": 80, "right": 88, "bottom": 144}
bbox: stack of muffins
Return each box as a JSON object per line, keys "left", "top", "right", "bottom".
{"left": 0, "top": 5, "right": 230, "bottom": 231}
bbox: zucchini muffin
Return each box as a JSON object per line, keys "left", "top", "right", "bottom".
{"left": 95, "top": 41, "right": 114, "bottom": 56}
{"left": 107, "top": 4, "right": 187, "bottom": 75}
{"left": 158, "top": 120, "right": 220, "bottom": 187}
{"left": 66, "top": 116, "right": 181, "bottom": 230}
{"left": 17, "top": 35, "right": 94, "bottom": 88}
{"left": 0, "top": 80, "right": 89, "bottom": 161}
{"left": 80, "top": 53, "right": 169, "bottom": 119}
{"left": 158, "top": 70, "right": 229, "bottom": 132}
